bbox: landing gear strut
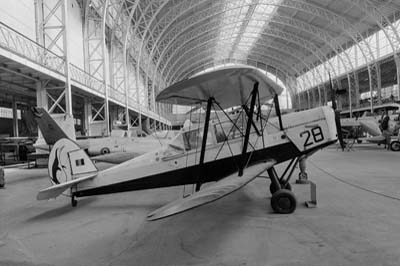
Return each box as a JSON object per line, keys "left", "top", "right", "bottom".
{"left": 267, "top": 157, "right": 299, "bottom": 214}
{"left": 270, "top": 181, "right": 291, "bottom": 194}
{"left": 71, "top": 194, "right": 77, "bottom": 207}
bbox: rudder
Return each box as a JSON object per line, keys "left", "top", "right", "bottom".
{"left": 49, "top": 138, "right": 97, "bottom": 185}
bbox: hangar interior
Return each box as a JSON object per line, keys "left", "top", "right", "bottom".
{"left": 2, "top": 0, "right": 400, "bottom": 266}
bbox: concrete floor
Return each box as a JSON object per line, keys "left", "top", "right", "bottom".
{"left": 1, "top": 144, "right": 400, "bottom": 266}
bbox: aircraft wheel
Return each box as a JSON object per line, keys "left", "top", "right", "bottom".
{"left": 270, "top": 181, "right": 291, "bottom": 194}
{"left": 390, "top": 141, "right": 400, "bottom": 151}
{"left": 100, "top": 147, "right": 110, "bottom": 155}
{"left": 271, "top": 189, "right": 297, "bottom": 214}
{"left": 71, "top": 196, "right": 77, "bottom": 207}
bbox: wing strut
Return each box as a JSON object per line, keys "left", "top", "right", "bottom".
{"left": 239, "top": 82, "right": 259, "bottom": 176}
{"left": 195, "top": 97, "right": 214, "bottom": 191}
{"left": 242, "top": 105, "right": 262, "bottom": 136}
{"left": 273, "top": 94, "right": 284, "bottom": 131}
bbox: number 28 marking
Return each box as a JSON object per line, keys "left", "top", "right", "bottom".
{"left": 300, "top": 126, "right": 324, "bottom": 147}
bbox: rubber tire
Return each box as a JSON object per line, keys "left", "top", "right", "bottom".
{"left": 390, "top": 141, "right": 400, "bottom": 152}
{"left": 270, "top": 181, "right": 292, "bottom": 195}
{"left": 271, "top": 189, "right": 297, "bottom": 214}
{"left": 100, "top": 147, "right": 110, "bottom": 155}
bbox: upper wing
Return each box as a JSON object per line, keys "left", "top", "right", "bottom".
{"left": 147, "top": 160, "right": 276, "bottom": 221}
{"left": 156, "top": 67, "right": 283, "bottom": 109}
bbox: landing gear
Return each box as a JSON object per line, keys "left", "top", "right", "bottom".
{"left": 71, "top": 195, "right": 77, "bottom": 207}
{"left": 390, "top": 141, "right": 400, "bottom": 151}
{"left": 270, "top": 181, "right": 291, "bottom": 194}
{"left": 267, "top": 157, "right": 300, "bottom": 214}
{"left": 271, "top": 189, "right": 297, "bottom": 214}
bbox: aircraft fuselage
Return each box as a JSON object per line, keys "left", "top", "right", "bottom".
{"left": 73, "top": 106, "right": 337, "bottom": 198}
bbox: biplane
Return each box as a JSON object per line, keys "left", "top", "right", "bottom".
{"left": 37, "top": 67, "right": 341, "bottom": 220}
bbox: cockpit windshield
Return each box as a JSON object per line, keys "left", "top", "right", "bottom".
{"left": 166, "top": 126, "right": 215, "bottom": 154}
{"left": 182, "top": 128, "right": 213, "bottom": 151}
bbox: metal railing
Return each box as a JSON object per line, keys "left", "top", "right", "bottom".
{"left": 109, "top": 86, "right": 125, "bottom": 104}
{"left": 0, "top": 21, "right": 169, "bottom": 124}
{"left": 70, "top": 64, "right": 105, "bottom": 94}
{"left": 0, "top": 21, "right": 65, "bottom": 73}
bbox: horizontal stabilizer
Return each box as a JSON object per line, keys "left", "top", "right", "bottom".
{"left": 91, "top": 152, "right": 140, "bottom": 164}
{"left": 37, "top": 173, "right": 97, "bottom": 200}
{"left": 147, "top": 160, "right": 276, "bottom": 221}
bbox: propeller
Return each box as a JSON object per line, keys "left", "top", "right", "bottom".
{"left": 329, "top": 74, "right": 345, "bottom": 151}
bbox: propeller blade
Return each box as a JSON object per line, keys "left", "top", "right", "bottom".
{"left": 329, "top": 74, "right": 345, "bottom": 151}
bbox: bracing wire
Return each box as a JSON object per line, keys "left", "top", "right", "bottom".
{"left": 213, "top": 105, "right": 239, "bottom": 171}
{"left": 183, "top": 103, "right": 194, "bottom": 198}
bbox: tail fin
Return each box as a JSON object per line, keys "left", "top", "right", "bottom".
{"left": 31, "top": 107, "right": 75, "bottom": 145}
{"left": 37, "top": 138, "right": 97, "bottom": 200}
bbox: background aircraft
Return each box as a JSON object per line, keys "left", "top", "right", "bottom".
{"left": 36, "top": 67, "right": 340, "bottom": 220}
{"left": 32, "top": 107, "right": 173, "bottom": 163}
{"left": 340, "top": 115, "right": 400, "bottom": 150}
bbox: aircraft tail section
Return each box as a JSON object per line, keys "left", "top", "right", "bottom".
{"left": 31, "top": 107, "right": 75, "bottom": 145}
{"left": 37, "top": 138, "right": 97, "bottom": 200}
{"left": 359, "top": 120, "right": 381, "bottom": 136}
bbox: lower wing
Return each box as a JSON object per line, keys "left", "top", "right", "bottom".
{"left": 147, "top": 160, "right": 276, "bottom": 221}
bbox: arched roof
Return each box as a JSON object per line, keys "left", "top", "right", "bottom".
{"left": 89, "top": 0, "right": 400, "bottom": 98}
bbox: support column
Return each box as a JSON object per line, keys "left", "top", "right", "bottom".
{"left": 310, "top": 88, "right": 315, "bottom": 108}
{"left": 347, "top": 73, "right": 353, "bottom": 118}
{"left": 36, "top": 81, "right": 47, "bottom": 140}
{"left": 317, "top": 85, "right": 322, "bottom": 106}
{"left": 36, "top": 81, "right": 48, "bottom": 109}
{"left": 62, "top": 0, "right": 72, "bottom": 116}
{"left": 368, "top": 63, "right": 379, "bottom": 112}
{"left": 142, "top": 117, "right": 151, "bottom": 134}
{"left": 348, "top": 71, "right": 360, "bottom": 115}
{"left": 336, "top": 79, "right": 343, "bottom": 110}
{"left": 394, "top": 53, "right": 400, "bottom": 100}
{"left": 355, "top": 72, "right": 360, "bottom": 108}
{"left": 83, "top": 98, "right": 92, "bottom": 136}
{"left": 377, "top": 62, "right": 382, "bottom": 105}
{"left": 12, "top": 97, "right": 18, "bottom": 137}
{"left": 299, "top": 93, "right": 302, "bottom": 110}
{"left": 35, "top": 0, "right": 72, "bottom": 116}
{"left": 109, "top": 105, "right": 120, "bottom": 130}
{"left": 83, "top": 0, "right": 110, "bottom": 135}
